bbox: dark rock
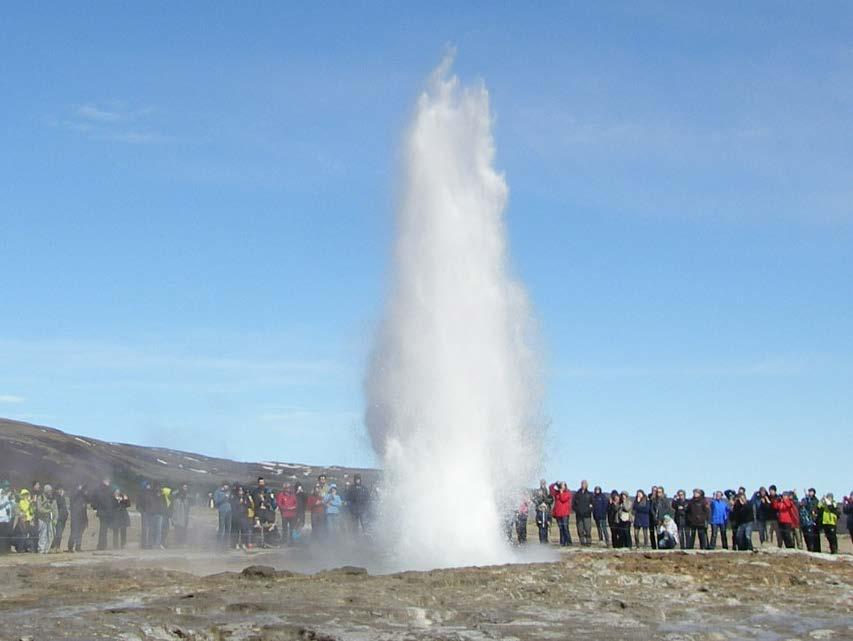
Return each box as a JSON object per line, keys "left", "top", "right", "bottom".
{"left": 242, "top": 565, "right": 277, "bottom": 579}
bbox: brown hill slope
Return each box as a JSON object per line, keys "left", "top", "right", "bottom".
{"left": 0, "top": 417, "right": 377, "bottom": 497}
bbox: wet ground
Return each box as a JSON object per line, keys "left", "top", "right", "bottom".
{"left": 1, "top": 545, "right": 851, "bottom": 641}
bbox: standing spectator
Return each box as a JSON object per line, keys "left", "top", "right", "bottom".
{"left": 572, "top": 480, "right": 594, "bottom": 546}
{"left": 731, "top": 491, "right": 754, "bottom": 551}
{"left": 294, "top": 482, "right": 307, "bottom": 529}
{"left": 617, "top": 492, "right": 633, "bottom": 549}
{"left": 147, "top": 482, "right": 167, "bottom": 550}
{"left": 51, "top": 486, "right": 68, "bottom": 551}
{"left": 533, "top": 479, "right": 554, "bottom": 514}
{"left": 765, "top": 485, "right": 782, "bottom": 547}
{"left": 35, "top": 484, "right": 58, "bottom": 553}
{"left": 276, "top": 483, "right": 299, "bottom": 545}
{"left": 111, "top": 489, "right": 130, "bottom": 549}
{"left": 535, "top": 499, "right": 551, "bottom": 544}
{"left": 800, "top": 488, "right": 821, "bottom": 552}
{"left": 789, "top": 491, "right": 803, "bottom": 549}
{"left": 317, "top": 475, "right": 330, "bottom": 498}
{"left": 632, "top": 490, "right": 651, "bottom": 548}
{"left": 213, "top": 481, "right": 232, "bottom": 549}
{"left": 67, "top": 484, "right": 88, "bottom": 552}
{"left": 160, "top": 486, "right": 173, "bottom": 548}
{"left": 170, "top": 485, "right": 191, "bottom": 547}
{"left": 709, "top": 491, "right": 731, "bottom": 550}
{"left": 515, "top": 494, "right": 529, "bottom": 544}
{"left": 550, "top": 482, "right": 572, "bottom": 547}
{"left": 346, "top": 474, "right": 370, "bottom": 535}
{"left": 607, "top": 490, "right": 621, "bottom": 548}
{"left": 685, "top": 489, "right": 710, "bottom": 550}
{"left": 818, "top": 493, "right": 840, "bottom": 554}
{"left": 91, "top": 478, "right": 114, "bottom": 551}
{"left": 771, "top": 491, "right": 797, "bottom": 549}
{"left": 650, "top": 487, "right": 673, "bottom": 551}
{"left": 671, "top": 490, "right": 689, "bottom": 550}
{"left": 230, "top": 485, "right": 253, "bottom": 550}
{"left": 844, "top": 492, "right": 853, "bottom": 545}
{"left": 752, "top": 487, "right": 770, "bottom": 544}
{"left": 16, "top": 488, "right": 36, "bottom": 552}
{"left": 324, "top": 485, "right": 343, "bottom": 537}
{"left": 592, "top": 486, "right": 610, "bottom": 546}
{"left": 0, "top": 481, "right": 14, "bottom": 553}
{"left": 307, "top": 484, "right": 326, "bottom": 542}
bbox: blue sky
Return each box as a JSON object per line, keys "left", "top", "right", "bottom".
{"left": 1, "top": 5, "right": 851, "bottom": 494}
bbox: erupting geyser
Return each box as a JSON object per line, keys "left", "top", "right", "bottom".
{"left": 365, "top": 55, "right": 544, "bottom": 569}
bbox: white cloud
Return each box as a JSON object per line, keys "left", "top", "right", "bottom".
{"left": 0, "top": 394, "right": 25, "bottom": 404}
{"left": 50, "top": 102, "right": 171, "bottom": 145}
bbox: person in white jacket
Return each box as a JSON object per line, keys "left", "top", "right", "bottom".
{"left": 657, "top": 514, "right": 679, "bottom": 550}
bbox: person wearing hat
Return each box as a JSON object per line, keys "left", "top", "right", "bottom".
{"left": 657, "top": 514, "right": 679, "bottom": 550}
{"left": 818, "top": 493, "right": 841, "bottom": 554}
{"left": 16, "top": 488, "right": 36, "bottom": 552}
{"left": 0, "top": 481, "right": 15, "bottom": 553}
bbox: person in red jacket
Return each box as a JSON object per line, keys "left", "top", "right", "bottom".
{"left": 549, "top": 482, "right": 573, "bottom": 546}
{"left": 771, "top": 492, "right": 798, "bottom": 549}
{"left": 306, "top": 484, "right": 326, "bottom": 543}
{"left": 275, "top": 483, "right": 299, "bottom": 546}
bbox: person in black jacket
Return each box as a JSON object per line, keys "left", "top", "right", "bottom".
{"left": 91, "top": 478, "right": 114, "bottom": 551}
{"left": 731, "top": 491, "right": 754, "bottom": 551}
{"left": 67, "top": 484, "right": 88, "bottom": 552}
{"left": 671, "top": 490, "right": 689, "bottom": 550}
{"left": 592, "top": 486, "right": 610, "bottom": 546}
{"left": 345, "top": 474, "right": 370, "bottom": 536}
{"left": 572, "top": 480, "right": 594, "bottom": 546}
{"left": 111, "top": 489, "right": 131, "bottom": 549}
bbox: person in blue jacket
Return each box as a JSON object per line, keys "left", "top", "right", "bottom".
{"left": 324, "top": 485, "right": 343, "bottom": 538}
{"left": 709, "top": 490, "right": 731, "bottom": 549}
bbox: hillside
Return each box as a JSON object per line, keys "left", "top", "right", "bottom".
{"left": 0, "top": 417, "right": 378, "bottom": 497}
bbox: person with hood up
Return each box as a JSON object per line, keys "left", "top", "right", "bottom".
{"left": 67, "top": 484, "right": 89, "bottom": 552}
{"left": 771, "top": 491, "right": 797, "bottom": 549}
{"left": 34, "top": 484, "right": 58, "bottom": 553}
{"left": 709, "top": 491, "right": 731, "bottom": 550}
{"left": 345, "top": 474, "right": 370, "bottom": 536}
{"left": 111, "top": 489, "right": 131, "bottom": 549}
{"left": 550, "top": 481, "right": 573, "bottom": 547}
{"left": 616, "top": 492, "right": 633, "bottom": 548}
{"left": 657, "top": 514, "right": 679, "bottom": 550}
{"left": 800, "top": 488, "right": 821, "bottom": 552}
{"left": 592, "top": 486, "right": 610, "bottom": 546}
{"left": 572, "top": 480, "right": 594, "bottom": 546}
{"left": 685, "top": 489, "right": 710, "bottom": 550}
{"left": 818, "top": 493, "right": 840, "bottom": 554}
{"left": 16, "top": 488, "right": 36, "bottom": 552}
{"left": 0, "top": 481, "right": 15, "bottom": 553}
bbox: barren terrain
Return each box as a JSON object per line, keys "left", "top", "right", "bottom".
{"left": 1, "top": 546, "right": 851, "bottom": 641}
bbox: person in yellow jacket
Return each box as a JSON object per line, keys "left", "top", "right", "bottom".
{"left": 818, "top": 493, "right": 840, "bottom": 554}
{"left": 16, "top": 489, "right": 37, "bottom": 552}
{"left": 160, "top": 487, "right": 172, "bottom": 548}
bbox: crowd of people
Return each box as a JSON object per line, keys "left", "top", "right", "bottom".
{"left": 1, "top": 474, "right": 851, "bottom": 556}
{"left": 517, "top": 481, "right": 852, "bottom": 555}
{"left": 0, "top": 473, "right": 372, "bottom": 554}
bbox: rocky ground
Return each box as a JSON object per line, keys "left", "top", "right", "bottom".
{"left": 1, "top": 546, "right": 851, "bottom": 641}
